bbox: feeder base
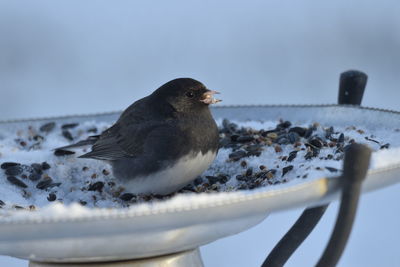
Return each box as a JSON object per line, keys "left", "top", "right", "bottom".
{"left": 29, "top": 249, "right": 204, "bottom": 267}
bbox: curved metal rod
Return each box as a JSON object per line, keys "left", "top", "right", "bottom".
{"left": 261, "top": 205, "right": 328, "bottom": 267}
{"left": 261, "top": 70, "right": 368, "bottom": 267}
{"left": 316, "top": 144, "right": 371, "bottom": 267}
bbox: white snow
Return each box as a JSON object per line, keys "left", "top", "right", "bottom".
{"left": 0, "top": 118, "right": 399, "bottom": 220}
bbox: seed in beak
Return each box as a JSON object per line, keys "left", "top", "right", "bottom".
{"left": 200, "top": 90, "right": 222, "bottom": 104}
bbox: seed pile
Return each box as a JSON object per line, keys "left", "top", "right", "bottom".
{"left": 0, "top": 118, "right": 395, "bottom": 211}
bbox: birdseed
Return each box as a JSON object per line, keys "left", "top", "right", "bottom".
{"left": 0, "top": 118, "right": 397, "bottom": 211}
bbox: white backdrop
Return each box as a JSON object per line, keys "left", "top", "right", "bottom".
{"left": 1, "top": 1, "right": 400, "bottom": 266}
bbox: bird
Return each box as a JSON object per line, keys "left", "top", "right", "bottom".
{"left": 56, "top": 78, "right": 221, "bottom": 195}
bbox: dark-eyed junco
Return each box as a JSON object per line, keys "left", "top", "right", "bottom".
{"left": 57, "top": 78, "right": 221, "bottom": 195}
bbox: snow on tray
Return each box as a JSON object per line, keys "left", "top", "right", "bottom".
{"left": 0, "top": 118, "right": 399, "bottom": 218}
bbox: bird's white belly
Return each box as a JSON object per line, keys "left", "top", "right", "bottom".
{"left": 123, "top": 151, "right": 216, "bottom": 195}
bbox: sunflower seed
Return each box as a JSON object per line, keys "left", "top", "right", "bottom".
{"left": 287, "top": 151, "right": 298, "bottom": 162}
{"left": 31, "top": 163, "right": 43, "bottom": 174}
{"left": 120, "top": 193, "right": 135, "bottom": 201}
{"left": 282, "top": 165, "right": 294, "bottom": 177}
{"left": 245, "top": 167, "right": 253, "bottom": 177}
{"left": 7, "top": 176, "right": 28, "bottom": 188}
{"left": 237, "top": 135, "right": 254, "bottom": 143}
{"left": 39, "top": 122, "right": 56, "bottom": 133}
{"left": 1, "top": 162, "right": 21, "bottom": 169}
{"left": 289, "top": 127, "right": 306, "bottom": 137}
{"left": 41, "top": 162, "right": 51, "bottom": 170}
{"left": 5, "top": 166, "right": 23, "bottom": 176}
{"left": 36, "top": 179, "right": 53, "bottom": 190}
{"left": 229, "top": 150, "right": 247, "bottom": 161}
{"left": 61, "top": 123, "right": 79, "bottom": 130}
{"left": 54, "top": 149, "right": 75, "bottom": 156}
{"left": 326, "top": 167, "right": 339, "bottom": 173}
{"left": 88, "top": 181, "right": 104, "bottom": 192}
{"left": 29, "top": 172, "right": 42, "bottom": 181}
{"left": 62, "top": 130, "right": 74, "bottom": 141}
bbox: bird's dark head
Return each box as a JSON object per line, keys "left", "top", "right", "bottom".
{"left": 151, "top": 78, "right": 221, "bottom": 113}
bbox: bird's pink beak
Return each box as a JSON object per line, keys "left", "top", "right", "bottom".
{"left": 200, "top": 90, "right": 222, "bottom": 104}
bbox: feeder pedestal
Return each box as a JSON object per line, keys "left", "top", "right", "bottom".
{"left": 29, "top": 249, "right": 203, "bottom": 267}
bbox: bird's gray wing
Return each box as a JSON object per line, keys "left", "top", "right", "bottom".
{"left": 79, "top": 121, "right": 163, "bottom": 161}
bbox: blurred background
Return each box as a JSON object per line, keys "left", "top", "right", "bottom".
{"left": 1, "top": 0, "right": 400, "bottom": 266}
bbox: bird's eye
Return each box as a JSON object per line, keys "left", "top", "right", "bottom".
{"left": 186, "top": 91, "right": 195, "bottom": 98}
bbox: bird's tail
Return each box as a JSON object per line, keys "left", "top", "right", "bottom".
{"left": 55, "top": 135, "right": 100, "bottom": 151}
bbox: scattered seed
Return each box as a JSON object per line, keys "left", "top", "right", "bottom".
{"left": 120, "top": 193, "right": 135, "bottom": 201}
{"left": 229, "top": 150, "right": 247, "bottom": 161}
{"left": 365, "top": 136, "right": 380, "bottom": 144}
{"left": 5, "top": 166, "right": 23, "bottom": 176}
{"left": 237, "top": 135, "right": 254, "bottom": 143}
{"left": 287, "top": 151, "right": 298, "bottom": 162}
{"left": 36, "top": 179, "right": 53, "bottom": 190}
{"left": 338, "top": 133, "right": 345, "bottom": 143}
{"left": 88, "top": 181, "right": 104, "bottom": 192}
{"left": 277, "top": 121, "right": 291, "bottom": 129}
{"left": 194, "top": 177, "right": 203, "bottom": 185}
{"left": 304, "top": 127, "right": 313, "bottom": 138}
{"left": 267, "top": 132, "right": 278, "bottom": 139}
{"left": 1, "top": 162, "right": 21, "bottom": 169}
{"left": 29, "top": 173, "right": 42, "bottom": 181}
{"left": 289, "top": 127, "right": 306, "bottom": 137}
{"left": 326, "top": 167, "right": 339, "bottom": 173}
{"left": 19, "top": 141, "right": 27, "bottom": 147}
{"left": 40, "top": 122, "right": 56, "bottom": 133}
{"left": 41, "top": 162, "right": 51, "bottom": 170}
{"left": 274, "top": 145, "right": 282, "bottom": 153}
{"left": 309, "top": 137, "right": 324, "bottom": 148}
{"left": 380, "top": 143, "right": 390, "bottom": 149}
{"left": 206, "top": 176, "right": 219, "bottom": 185}
{"left": 49, "top": 182, "right": 62, "bottom": 188}
{"left": 61, "top": 123, "right": 79, "bottom": 130}
{"left": 218, "top": 174, "right": 229, "bottom": 184}
{"left": 31, "top": 163, "right": 43, "bottom": 174}
{"left": 62, "top": 130, "right": 74, "bottom": 141}
{"left": 47, "top": 193, "right": 57, "bottom": 202}
{"left": 282, "top": 165, "right": 294, "bottom": 177}
{"left": 288, "top": 132, "right": 300, "bottom": 143}
{"left": 54, "top": 149, "right": 75, "bottom": 156}
{"left": 7, "top": 176, "right": 28, "bottom": 188}
{"left": 266, "top": 169, "right": 276, "bottom": 179}
{"left": 245, "top": 167, "right": 253, "bottom": 177}
{"left": 87, "top": 127, "right": 98, "bottom": 133}
{"left": 33, "top": 135, "right": 44, "bottom": 142}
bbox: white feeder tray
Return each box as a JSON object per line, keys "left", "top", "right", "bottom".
{"left": 0, "top": 105, "right": 399, "bottom": 263}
